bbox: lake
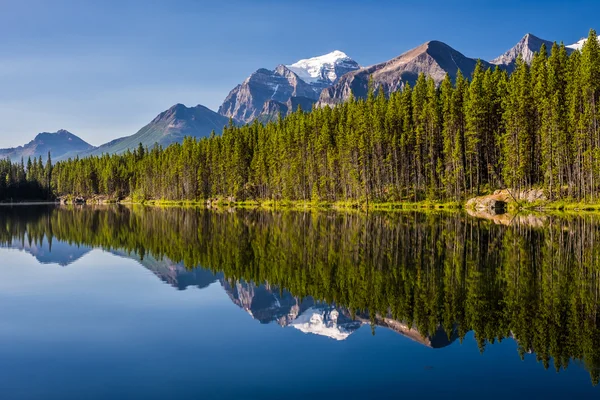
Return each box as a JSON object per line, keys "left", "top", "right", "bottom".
{"left": 0, "top": 205, "right": 599, "bottom": 399}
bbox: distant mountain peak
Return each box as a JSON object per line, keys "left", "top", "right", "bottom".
{"left": 491, "top": 33, "right": 562, "bottom": 68}
{"left": 0, "top": 129, "right": 94, "bottom": 162}
{"left": 523, "top": 32, "right": 541, "bottom": 41}
{"left": 153, "top": 103, "right": 191, "bottom": 122}
{"left": 34, "top": 129, "right": 76, "bottom": 140}
{"left": 169, "top": 103, "right": 186, "bottom": 110}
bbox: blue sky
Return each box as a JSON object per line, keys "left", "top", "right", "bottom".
{"left": 0, "top": 0, "right": 598, "bottom": 148}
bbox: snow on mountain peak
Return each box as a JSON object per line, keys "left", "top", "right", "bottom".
{"left": 289, "top": 307, "right": 360, "bottom": 340}
{"left": 567, "top": 35, "right": 600, "bottom": 50}
{"left": 286, "top": 50, "right": 358, "bottom": 84}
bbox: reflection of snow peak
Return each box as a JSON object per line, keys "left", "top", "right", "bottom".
{"left": 290, "top": 307, "right": 359, "bottom": 341}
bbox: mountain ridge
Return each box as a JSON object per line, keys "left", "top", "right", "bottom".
{"left": 84, "top": 103, "right": 230, "bottom": 157}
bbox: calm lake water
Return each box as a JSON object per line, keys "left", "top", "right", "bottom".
{"left": 1, "top": 205, "right": 599, "bottom": 399}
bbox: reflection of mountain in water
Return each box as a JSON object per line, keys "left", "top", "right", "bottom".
{"left": 221, "top": 279, "right": 456, "bottom": 347}
{"left": 110, "top": 249, "right": 222, "bottom": 291}
{"left": 4, "top": 236, "right": 454, "bottom": 346}
{"left": 1, "top": 236, "right": 92, "bottom": 267}
{"left": 289, "top": 306, "right": 361, "bottom": 341}
{"left": 2, "top": 205, "right": 599, "bottom": 385}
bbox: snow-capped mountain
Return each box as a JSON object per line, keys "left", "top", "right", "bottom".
{"left": 567, "top": 35, "right": 600, "bottom": 50}
{"left": 218, "top": 51, "right": 360, "bottom": 123}
{"left": 286, "top": 50, "right": 360, "bottom": 86}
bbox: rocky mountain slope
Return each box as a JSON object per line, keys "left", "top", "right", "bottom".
{"left": 318, "top": 41, "right": 492, "bottom": 107}
{"left": 492, "top": 33, "right": 556, "bottom": 68}
{"left": 218, "top": 66, "right": 317, "bottom": 124}
{"left": 491, "top": 33, "right": 575, "bottom": 72}
{"left": 0, "top": 129, "right": 94, "bottom": 161}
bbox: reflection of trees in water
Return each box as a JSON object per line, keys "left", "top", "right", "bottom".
{"left": 1, "top": 205, "right": 600, "bottom": 384}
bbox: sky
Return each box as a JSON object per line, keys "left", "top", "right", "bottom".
{"left": 0, "top": 0, "right": 598, "bottom": 148}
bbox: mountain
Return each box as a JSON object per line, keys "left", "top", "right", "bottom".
{"left": 222, "top": 279, "right": 311, "bottom": 324}
{"left": 218, "top": 51, "right": 360, "bottom": 123}
{"left": 491, "top": 33, "right": 556, "bottom": 69}
{"left": 318, "top": 41, "right": 492, "bottom": 107}
{"left": 491, "top": 33, "right": 575, "bottom": 71}
{"left": 567, "top": 34, "right": 600, "bottom": 50}
{"left": 220, "top": 279, "right": 457, "bottom": 345}
{"left": 87, "top": 104, "right": 230, "bottom": 156}
{"left": 221, "top": 280, "right": 363, "bottom": 340}
{"left": 111, "top": 250, "right": 223, "bottom": 291}
{"left": 218, "top": 66, "right": 317, "bottom": 124}
{"left": 0, "top": 130, "right": 94, "bottom": 162}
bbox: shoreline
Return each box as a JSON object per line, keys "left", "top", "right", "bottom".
{"left": 0, "top": 201, "right": 60, "bottom": 206}
{"left": 6, "top": 197, "right": 600, "bottom": 214}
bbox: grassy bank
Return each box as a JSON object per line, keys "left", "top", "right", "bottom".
{"left": 133, "top": 198, "right": 463, "bottom": 211}
{"left": 52, "top": 194, "right": 600, "bottom": 214}
{"left": 516, "top": 200, "right": 600, "bottom": 212}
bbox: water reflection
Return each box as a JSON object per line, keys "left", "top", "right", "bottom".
{"left": 1, "top": 204, "right": 599, "bottom": 386}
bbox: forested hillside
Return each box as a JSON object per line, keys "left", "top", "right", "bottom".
{"left": 2, "top": 30, "right": 600, "bottom": 203}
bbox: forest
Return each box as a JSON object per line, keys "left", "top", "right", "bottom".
{"left": 1, "top": 205, "right": 600, "bottom": 384}
{"left": 1, "top": 30, "right": 600, "bottom": 203}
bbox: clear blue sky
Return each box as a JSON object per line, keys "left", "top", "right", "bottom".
{"left": 0, "top": 0, "right": 597, "bottom": 148}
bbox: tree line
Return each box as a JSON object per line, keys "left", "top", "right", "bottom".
{"left": 2, "top": 29, "right": 600, "bottom": 203}
{"left": 0, "top": 155, "right": 52, "bottom": 201}
{"left": 2, "top": 205, "right": 600, "bottom": 384}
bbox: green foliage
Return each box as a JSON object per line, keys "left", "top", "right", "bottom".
{"left": 0, "top": 154, "right": 53, "bottom": 201}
